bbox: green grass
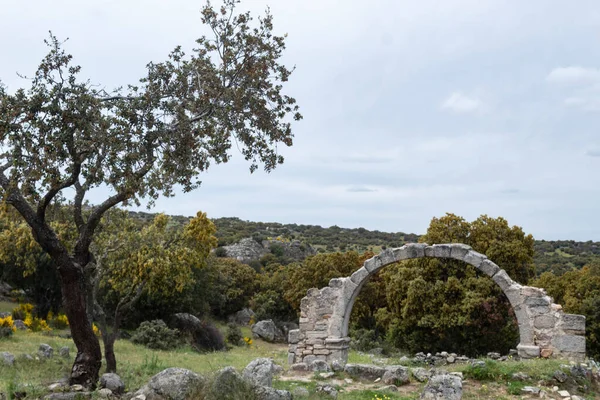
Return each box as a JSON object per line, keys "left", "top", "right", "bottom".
{"left": 0, "top": 300, "right": 16, "bottom": 313}
{"left": 273, "top": 380, "right": 417, "bottom": 399}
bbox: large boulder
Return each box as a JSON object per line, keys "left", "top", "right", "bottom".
{"left": 133, "top": 368, "right": 205, "bottom": 400}
{"left": 13, "top": 320, "right": 27, "bottom": 330}
{"left": 253, "top": 386, "right": 293, "bottom": 400}
{"left": 243, "top": 358, "right": 278, "bottom": 387}
{"left": 100, "top": 373, "right": 125, "bottom": 395}
{"left": 420, "top": 374, "right": 462, "bottom": 400}
{"left": 344, "top": 364, "right": 386, "bottom": 381}
{"left": 251, "top": 320, "right": 284, "bottom": 343}
{"left": 382, "top": 365, "right": 410, "bottom": 386}
{"left": 208, "top": 367, "right": 249, "bottom": 399}
{"left": 230, "top": 308, "right": 256, "bottom": 326}
{"left": 1, "top": 352, "right": 15, "bottom": 366}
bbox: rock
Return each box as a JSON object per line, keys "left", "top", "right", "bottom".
{"left": 18, "top": 354, "right": 33, "bottom": 361}
{"left": 70, "top": 385, "right": 84, "bottom": 392}
{"left": 331, "top": 360, "right": 345, "bottom": 372}
{"left": 13, "top": 320, "right": 26, "bottom": 330}
{"left": 487, "top": 352, "right": 501, "bottom": 359}
{"left": 243, "top": 358, "right": 277, "bottom": 387}
{"left": 48, "top": 382, "right": 68, "bottom": 392}
{"left": 553, "top": 370, "right": 568, "bottom": 383}
{"left": 319, "top": 372, "right": 335, "bottom": 379}
{"left": 277, "top": 322, "right": 299, "bottom": 339}
{"left": 316, "top": 384, "right": 338, "bottom": 398}
{"left": 251, "top": 320, "right": 285, "bottom": 343}
{"left": 344, "top": 364, "right": 386, "bottom": 381}
{"left": 221, "top": 238, "right": 267, "bottom": 264}
{"left": 420, "top": 374, "right": 462, "bottom": 400}
{"left": 399, "top": 356, "right": 411, "bottom": 364}
{"left": 512, "top": 372, "right": 529, "bottom": 381}
{"left": 100, "top": 373, "right": 125, "bottom": 395}
{"left": 0, "top": 312, "right": 10, "bottom": 318}
{"left": 43, "top": 393, "right": 92, "bottom": 400}
{"left": 254, "top": 386, "right": 292, "bottom": 400}
{"left": 521, "top": 386, "right": 541, "bottom": 395}
{"left": 382, "top": 366, "right": 410, "bottom": 386}
{"left": 209, "top": 367, "right": 249, "bottom": 399}
{"left": 221, "top": 238, "right": 316, "bottom": 264}
{"left": 557, "top": 390, "right": 570, "bottom": 397}
{"left": 290, "top": 363, "right": 308, "bottom": 372}
{"left": 97, "top": 388, "right": 113, "bottom": 399}
{"left": 291, "top": 387, "right": 310, "bottom": 397}
{"left": 1, "top": 352, "right": 14, "bottom": 366}
{"left": 133, "top": 368, "right": 205, "bottom": 400}
{"left": 446, "top": 356, "right": 455, "bottom": 364}
{"left": 471, "top": 360, "right": 486, "bottom": 368}
{"left": 379, "top": 385, "right": 399, "bottom": 392}
{"left": 230, "top": 308, "right": 256, "bottom": 326}
{"left": 0, "top": 281, "right": 12, "bottom": 296}
{"left": 310, "top": 360, "right": 331, "bottom": 372}
{"left": 412, "top": 367, "right": 433, "bottom": 382}
{"left": 59, "top": 347, "right": 70, "bottom": 359}
{"left": 38, "top": 344, "right": 54, "bottom": 359}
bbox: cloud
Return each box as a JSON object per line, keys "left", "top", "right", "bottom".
{"left": 346, "top": 186, "right": 377, "bottom": 193}
{"left": 340, "top": 155, "right": 394, "bottom": 164}
{"left": 586, "top": 149, "right": 600, "bottom": 158}
{"left": 546, "top": 66, "right": 600, "bottom": 85}
{"left": 441, "top": 92, "right": 483, "bottom": 113}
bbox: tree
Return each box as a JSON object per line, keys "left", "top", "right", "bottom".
{"left": 0, "top": 0, "right": 300, "bottom": 386}
{"left": 377, "top": 213, "right": 535, "bottom": 356}
{"left": 92, "top": 211, "right": 217, "bottom": 372}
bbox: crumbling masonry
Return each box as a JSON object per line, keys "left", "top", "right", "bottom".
{"left": 287, "top": 243, "right": 586, "bottom": 366}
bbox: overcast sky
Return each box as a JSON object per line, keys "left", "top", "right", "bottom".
{"left": 2, "top": 0, "right": 600, "bottom": 240}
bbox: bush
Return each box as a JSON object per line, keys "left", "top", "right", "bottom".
{"left": 131, "top": 320, "right": 181, "bottom": 350}
{"left": 169, "top": 314, "right": 226, "bottom": 352}
{"left": 0, "top": 315, "right": 16, "bottom": 338}
{"left": 12, "top": 303, "right": 34, "bottom": 320}
{"left": 50, "top": 313, "right": 69, "bottom": 329}
{"left": 226, "top": 323, "right": 243, "bottom": 346}
{"left": 24, "top": 315, "right": 51, "bottom": 332}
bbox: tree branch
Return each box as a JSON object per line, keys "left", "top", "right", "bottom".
{"left": 37, "top": 162, "right": 81, "bottom": 221}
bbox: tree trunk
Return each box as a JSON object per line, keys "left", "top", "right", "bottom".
{"left": 104, "top": 334, "right": 117, "bottom": 373}
{"left": 59, "top": 261, "right": 102, "bottom": 388}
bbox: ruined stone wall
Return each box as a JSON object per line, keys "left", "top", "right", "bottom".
{"left": 287, "top": 243, "right": 586, "bottom": 367}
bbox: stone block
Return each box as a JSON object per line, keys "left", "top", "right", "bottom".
{"left": 393, "top": 246, "right": 408, "bottom": 260}
{"left": 303, "top": 355, "right": 316, "bottom": 365}
{"left": 525, "top": 296, "right": 551, "bottom": 307}
{"left": 350, "top": 267, "right": 370, "bottom": 285}
{"left": 527, "top": 306, "right": 550, "bottom": 316}
{"left": 306, "top": 331, "right": 328, "bottom": 339}
{"left": 463, "top": 250, "right": 487, "bottom": 268}
{"left": 560, "top": 314, "right": 586, "bottom": 335}
{"left": 449, "top": 243, "right": 471, "bottom": 261}
{"left": 364, "top": 256, "right": 382, "bottom": 273}
{"left": 378, "top": 248, "right": 396, "bottom": 266}
{"left": 288, "top": 329, "right": 302, "bottom": 344}
{"left": 313, "top": 349, "right": 331, "bottom": 355}
{"left": 290, "top": 363, "right": 308, "bottom": 371}
{"left": 534, "top": 315, "right": 557, "bottom": 329}
{"left": 405, "top": 243, "right": 427, "bottom": 258}
{"left": 492, "top": 269, "right": 514, "bottom": 292}
{"left": 552, "top": 335, "right": 586, "bottom": 353}
{"left": 287, "top": 352, "right": 295, "bottom": 365}
{"left": 424, "top": 245, "right": 434, "bottom": 257}
{"left": 306, "top": 338, "right": 325, "bottom": 345}
{"left": 478, "top": 260, "right": 500, "bottom": 277}
{"left": 432, "top": 244, "right": 452, "bottom": 258}
{"left": 328, "top": 278, "right": 344, "bottom": 288}
{"left": 521, "top": 286, "right": 545, "bottom": 297}
{"left": 503, "top": 284, "right": 523, "bottom": 309}
{"left": 517, "top": 344, "right": 540, "bottom": 358}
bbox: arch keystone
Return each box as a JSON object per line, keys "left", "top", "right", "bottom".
{"left": 432, "top": 244, "right": 452, "bottom": 258}
{"left": 405, "top": 243, "right": 427, "bottom": 258}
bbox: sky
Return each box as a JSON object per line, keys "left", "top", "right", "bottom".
{"left": 1, "top": 0, "right": 600, "bottom": 241}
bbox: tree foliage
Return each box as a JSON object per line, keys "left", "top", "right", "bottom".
{"left": 0, "top": 0, "right": 300, "bottom": 385}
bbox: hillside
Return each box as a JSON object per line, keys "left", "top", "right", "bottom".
{"left": 128, "top": 212, "right": 600, "bottom": 276}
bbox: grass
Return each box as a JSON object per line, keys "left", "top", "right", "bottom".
{"left": 0, "top": 300, "right": 17, "bottom": 313}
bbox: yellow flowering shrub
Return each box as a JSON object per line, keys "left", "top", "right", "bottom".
{"left": 52, "top": 313, "right": 69, "bottom": 329}
{"left": 0, "top": 315, "right": 16, "bottom": 338}
{"left": 12, "top": 303, "right": 34, "bottom": 320}
{"left": 24, "top": 315, "right": 51, "bottom": 332}
{"left": 92, "top": 323, "right": 101, "bottom": 337}
{"left": 243, "top": 337, "right": 253, "bottom": 347}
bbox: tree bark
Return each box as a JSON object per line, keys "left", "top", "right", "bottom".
{"left": 58, "top": 260, "right": 102, "bottom": 388}
{"left": 104, "top": 334, "right": 117, "bottom": 373}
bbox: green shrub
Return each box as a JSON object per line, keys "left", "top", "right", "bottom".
{"left": 131, "top": 320, "right": 181, "bottom": 350}
{"left": 226, "top": 323, "right": 243, "bottom": 346}
{"left": 464, "top": 360, "right": 503, "bottom": 381}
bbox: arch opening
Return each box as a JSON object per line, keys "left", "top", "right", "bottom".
{"left": 287, "top": 243, "right": 586, "bottom": 366}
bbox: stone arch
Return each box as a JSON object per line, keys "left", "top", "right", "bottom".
{"left": 287, "top": 243, "right": 586, "bottom": 366}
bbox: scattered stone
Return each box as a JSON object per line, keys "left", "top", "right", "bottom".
{"left": 553, "top": 370, "right": 568, "bottom": 383}
{"left": 133, "top": 368, "right": 205, "bottom": 400}
{"left": 471, "top": 360, "right": 486, "bottom": 368}
{"left": 1, "top": 352, "right": 14, "bottom": 366}
{"left": 209, "top": 367, "right": 248, "bottom": 399}
{"left": 557, "top": 390, "right": 570, "bottom": 397}
{"left": 331, "top": 360, "right": 345, "bottom": 372}
{"left": 446, "top": 356, "right": 455, "bottom": 364}
{"left": 487, "top": 352, "right": 501, "bottom": 359}
{"left": 378, "top": 385, "right": 398, "bottom": 392}
{"left": 230, "top": 308, "right": 256, "bottom": 325}
{"left": 420, "top": 374, "right": 462, "bottom": 400}
{"left": 344, "top": 378, "right": 353, "bottom": 384}
{"left": 38, "top": 344, "right": 54, "bottom": 359}
{"left": 521, "top": 386, "right": 541, "bottom": 395}
{"left": 449, "top": 372, "right": 463, "bottom": 379}
{"left": 398, "top": 356, "right": 411, "bottom": 364}
{"left": 512, "top": 372, "right": 529, "bottom": 381}
{"left": 100, "top": 373, "right": 125, "bottom": 395}
{"left": 97, "top": 388, "right": 113, "bottom": 399}
{"left": 344, "top": 364, "right": 386, "bottom": 381}
{"left": 571, "top": 396, "right": 583, "bottom": 400}
{"left": 316, "top": 384, "right": 338, "bottom": 398}
{"left": 70, "top": 385, "right": 84, "bottom": 392}
{"left": 310, "top": 360, "right": 331, "bottom": 372}
{"left": 382, "top": 365, "right": 410, "bottom": 386}
{"left": 59, "top": 347, "right": 70, "bottom": 359}
{"left": 48, "top": 382, "right": 68, "bottom": 392}
{"left": 13, "top": 320, "right": 26, "bottom": 330}
{"left": 291, "top": 387, "right": 310, "bottom": 397}
{"left": 43, "top": 393, "right": 92, "bottom": 400}
{"left": 243, "top": 358, "right": 277, "bottom": 387}
{"left": 251, "top": 320, "right": 285, "bottom": 343}
{"left": 319, "top": 372, "right": 335, "bottom": 379}
{"left": 254, "top": 386, "right": 293, "bottom": 400}
{"left": 412, "top": 367, "right": 433, "bottom": 382}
